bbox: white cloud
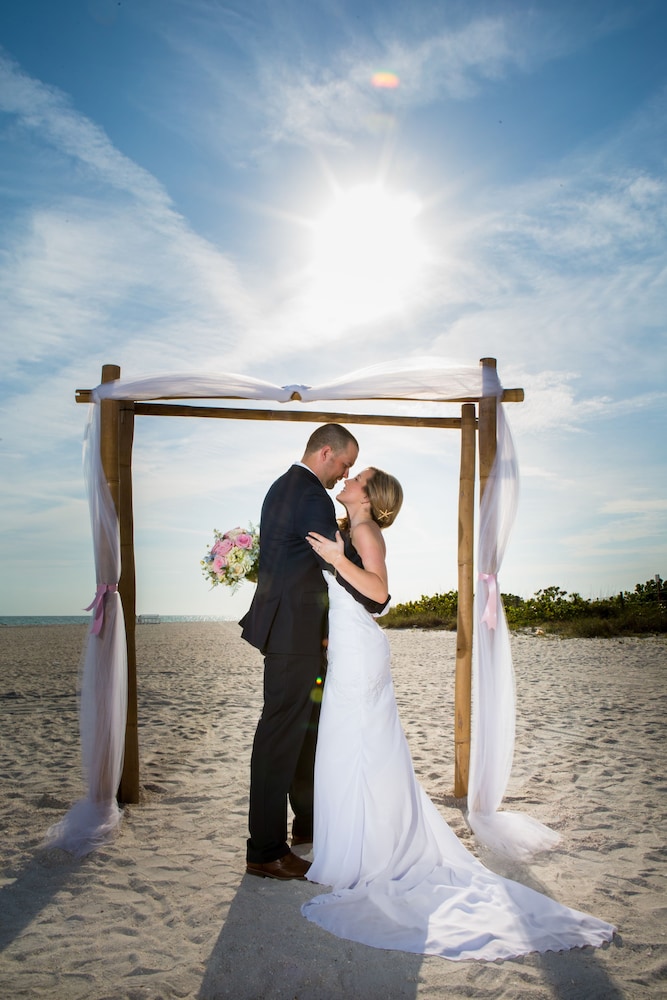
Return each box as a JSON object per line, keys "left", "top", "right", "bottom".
{"left": 1, "top": 197, "right": 256, "bottom": 372}
{"left": 0, "top": 53, "right": 260, "bottom": 384}
{"left": 259, "top": 16, "right": 525, "bottom": 149}
{"left": 160, "top": 6, "right": 578, "bottom": 158}
{"left": 0, "top": 53, "right": 169, "bottom": 209}
{"left": 519, "top": 464, "right": 575, "bottom": 488}
{"left": 601, "top": 497, "right": 667, "bottom": 515}
{"left": 563, "top": 512, "right": 667, "bottom": 556}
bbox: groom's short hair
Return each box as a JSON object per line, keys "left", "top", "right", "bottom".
{"left": 304, "top": 423, "right": 358, "bottom": 456}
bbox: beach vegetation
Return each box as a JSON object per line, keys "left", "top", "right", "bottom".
{"left": 381, "top": 577, "right": 666, "bottom": 637}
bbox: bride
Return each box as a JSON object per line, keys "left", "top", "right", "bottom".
{"left": 303, "top": 467, "right": 615, "bottom": 962}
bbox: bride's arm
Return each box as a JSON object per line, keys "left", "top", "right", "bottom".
{"left": 306, "top": 523, "right": 388, "bottom": 604}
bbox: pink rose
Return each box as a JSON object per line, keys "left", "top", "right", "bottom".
{"left": 212, "top": 538, "right": 233, "bottom": 557}
{"left": 235, "top": 532, "right": 253, "bottom": 549}
{"left": 212, "top": 555, "right": 227, "bottom": 571}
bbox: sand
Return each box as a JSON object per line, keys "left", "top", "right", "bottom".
{"left": 0, "top": 622, "right": 665, "bottom": 999}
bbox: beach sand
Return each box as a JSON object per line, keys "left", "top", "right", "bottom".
{"left": 1, "top": 622, "right": 665, "bottom": 999}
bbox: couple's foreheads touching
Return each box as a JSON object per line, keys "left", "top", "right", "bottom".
{"left": 301, "top": 423, "right": 403, "bottom": 527}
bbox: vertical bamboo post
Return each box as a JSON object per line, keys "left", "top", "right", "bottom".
{"left": 474, "top": 358, "right": 499, "bottom": 803}
{"left": 478, "top": 358, "right": 498, "bottom": 503}
{"left": 455, "top": 403, "right": 476, "bottom": 796}
{"left": 98, "top": 365, "right": 140, "bottom": 804}
{"left": 118, "top": 401, "right": 140, "bottom": 804}
{"left": 99, "top": 365, "right": 121, "bottom": 510}
{"left": 97, "top": 365, "right": 123, "bottom": 804}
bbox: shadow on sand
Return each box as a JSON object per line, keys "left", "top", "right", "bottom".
{"left": 198, "top": 874, "right": 424, "bottom": 1000}
{"left": 0, "top": 846, "right": 88, "bottom": 953}
{"left": 198, "top": 854, "right": 624, "bottom": 1000}
{"left": 478, "top": 849, "right": 624, "bottom": 1000}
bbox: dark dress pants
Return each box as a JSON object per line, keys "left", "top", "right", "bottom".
{"left": 247, "top": 650, "right": 324, "bottom": 863}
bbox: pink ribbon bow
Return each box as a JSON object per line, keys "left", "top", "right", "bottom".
{"left": 85, "top": 583, "right": 118, "bottom": 636}
{"left": 479, "top": 573, "right": 498, "bottom": 631}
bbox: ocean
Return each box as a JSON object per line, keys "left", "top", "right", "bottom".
{"left": 0, "top": 615, "right": 233, "bottom": 627}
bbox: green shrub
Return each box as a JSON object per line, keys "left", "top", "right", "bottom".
{"left": 381, "top": 578, "right": 666, "bottom": 635}
{"left": 381, "top": 591, "right": 458, "bottom": 630}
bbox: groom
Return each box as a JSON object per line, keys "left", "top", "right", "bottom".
{"left": 240, "top": 423, "right": 387, "bottom": 880}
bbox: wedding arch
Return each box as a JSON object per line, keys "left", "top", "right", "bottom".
{"left": 46, "top": 356, "right": 559, "bottom": 862}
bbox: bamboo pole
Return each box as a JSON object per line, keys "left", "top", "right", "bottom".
{"left": 99, "top": 365, "right": 121, "bottom": 510}
{"left": 77, "top": 399, "right": 467, "bottom": 429}
{"left": 478, "top": 358, "right": 498, "bottom": 502}
{"left": 96, "top": 365, "right": 122, "bottom": 804}
{"left": 454, "top": 403, "right": 476, "bottom": 796}
{"left": 133, "top": 404, "right": 464, "bottom": 428}
{"left": 117, "top": 401, "right": 139, "bottom": 804}
{"left": 98, "top": 366, "right": 140, "bottom": 803}
{"left": 478, "top": 358, "right": 499, "bottom": 633}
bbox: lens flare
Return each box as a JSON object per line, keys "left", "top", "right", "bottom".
{"left": 372, "top": 71, "right": 400, "bottom": 89}
{"left": 310, "top": 674, "right": 324, "bottom": 704}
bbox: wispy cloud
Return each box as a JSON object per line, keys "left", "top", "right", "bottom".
{"left": 0, "top": 52, "right": 169, "bottom": 207}
{"left": 161, "top": 6, "right": 568, "bottom": 157}
{"left": 174, "top": 2, "right": 649, "bottom": 156}
{"left": 601, "top": 497, "right": 667, "bottom": 515}
{"left": 564, "top": 511, "right": 667, "bottom": 557}
{"left": 427, "top": 128, "right": 667, "bottom": 395}
{"left": 262, "top": 17, "right": 522, "bottom": 147}
{"left": 0, "top": 52, "right": 258, "bottom": 382}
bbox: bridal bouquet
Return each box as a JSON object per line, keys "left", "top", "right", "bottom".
{"left": 201, "top": 524, "right": 260, "bottom": 593}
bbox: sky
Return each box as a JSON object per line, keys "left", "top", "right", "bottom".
{"left": 1, "top": 0, "right": 665, "bottom": 619}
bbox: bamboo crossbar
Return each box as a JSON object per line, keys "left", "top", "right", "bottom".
{"left": 134, "top": 403, "right": 466, "bottom": 429}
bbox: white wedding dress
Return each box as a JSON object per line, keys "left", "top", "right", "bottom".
{"left": 301, "top": 573, "right": 615, "bottom": 962}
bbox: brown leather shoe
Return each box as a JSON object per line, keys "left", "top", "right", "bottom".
{"left": 246, "top": 850, "right": 311, "bottom": 881}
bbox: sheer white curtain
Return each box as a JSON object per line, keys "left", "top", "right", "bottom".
{"left": 46, "top": 358, "right": 556, "bottom": 859}
{"left": 45, "top": 403, "right": 127, "bottom": 856}
{"left": 467, "top": 405, "right": 560, "bottom": 859}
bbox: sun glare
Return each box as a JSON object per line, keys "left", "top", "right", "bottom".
{"left": 305, "top": 184, "right": 426, "bottom": 326}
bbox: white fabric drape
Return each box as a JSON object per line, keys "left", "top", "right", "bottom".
{"left": 47, "top": 357, "right": 555, "bottom": 860}
{"left": 78, "top": 357, "right": 488, "bottom": 405}
{"left": 45, "top": 403, "right": 127, "bottom": 856}
{"left": 467, "top": 406, "right": 560, "bottom": 858}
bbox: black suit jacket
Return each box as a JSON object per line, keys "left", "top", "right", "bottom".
{"left": 239, "top": 464, "right": 387, "bottom": 655}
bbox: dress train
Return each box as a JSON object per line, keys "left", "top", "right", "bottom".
{"left": 301, "top": 573, "right": 615, "bottom": 962}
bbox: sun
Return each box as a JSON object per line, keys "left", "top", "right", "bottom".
{"left": 304, "top": 183, "right": 427, "bottom": 326}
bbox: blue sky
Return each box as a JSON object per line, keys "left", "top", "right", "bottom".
{"left": 1, "top": 0, "right": 665, "bottom": 617}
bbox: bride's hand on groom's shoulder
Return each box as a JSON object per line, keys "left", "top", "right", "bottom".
{"left": 306, "top": 530, "right": 344, "bottom": 566}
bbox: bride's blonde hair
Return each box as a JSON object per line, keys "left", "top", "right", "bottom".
{"left": 365, "top": 467, "right": 403, "bottom": 528}
{"left": 338, "top": 467, "right": 403, "bottom": 531}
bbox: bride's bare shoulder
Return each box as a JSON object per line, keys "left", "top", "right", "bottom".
{"left": 351, "top": 520, "right": 386, "bottom": 554}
